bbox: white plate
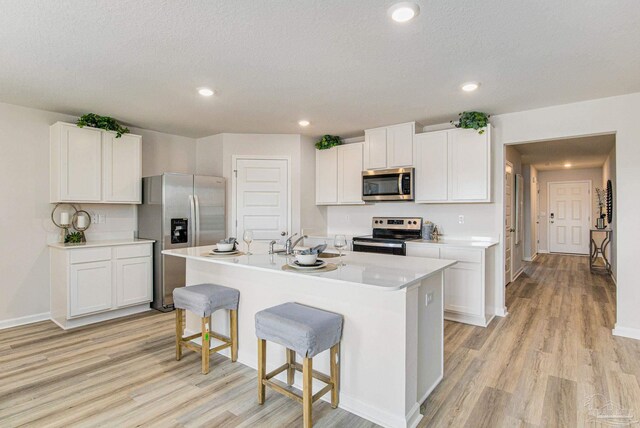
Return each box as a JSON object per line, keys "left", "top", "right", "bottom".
{"left": 287, "top": 260, "right": 327, "bottom": 270}
{"left": 210, "top": 249, "right": 240, "bottom": 255}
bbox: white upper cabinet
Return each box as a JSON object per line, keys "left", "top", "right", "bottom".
{"left": 386, "top": 122, "right": 414, "bottom": 168}
{"left": 316, "top": 143, "right": 364, "bottom": 205}
{"left": 51, "top": 123, "right": 103, "bottom": 202}
{"left": 364, "top": 122, "right": 415, "bottom": 170}
{"left": 103, "top": 133, "right": 142, "bottom": 203}
{"left": 414, "top": 131, "right": 448, "bottom": 202}
{"left": 364, "top": 127, "right": 387, "bottom": 170}
{"left": 449, "top": 128, "right": 491, "bottom": 201}
{"left": 337, "top": 143, "right": 364, "bottom": 204}
{"left": 316, "top": 146, "right": 338, "bottom": 205}
{"left": 50, "top": 122, "right": 142, "bottom": 204}
{"left": 414, "top": 126, "right": 491, "bottom": 203}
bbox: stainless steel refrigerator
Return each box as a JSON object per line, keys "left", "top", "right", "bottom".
{"left": 138, "top": 173, "right": 226, "bottom": 312}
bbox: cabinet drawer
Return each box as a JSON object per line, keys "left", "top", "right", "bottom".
{"left": 406, "top": 245, "right": 440, "bottom": 258}
{"left": 115, "top": 244, "right": 152, "bottom": 259}
{"left": 69, "top": 248, "right": 112, "bottom": 264}
{"left": 441, "top": 248, "right": 482, "bottom": 264}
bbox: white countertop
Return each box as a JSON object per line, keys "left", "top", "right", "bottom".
{"left": 48, "top": 239, "right": 155, "bottom": 250}
{"left": 163, "top": 245, "right": 456, "bottom": 291}
{"left": 406, "top": 239, "right": 498, "bottom": 249}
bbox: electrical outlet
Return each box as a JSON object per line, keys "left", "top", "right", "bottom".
{"left": 426, "top": 292, "right": 434, "bottom": 306}
{"left": 458, "top": 215, "right": 465, "bottom": 224}
{"left": 91, "top": 213, "right": 99, "bottom": 224}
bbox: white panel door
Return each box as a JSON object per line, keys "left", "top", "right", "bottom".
{"left": 505, "top": 162, "right": 513, "bottom": 285}
{"left": 386, "top": 123, "right": 414, "bottom": 168}
{"left": 69, "top": 261, "right": 112, "bottom": 317}
{"left": 337, "top": 143, "right": 364, "bottom": 204}
{"left": 315, "top": 147, "right": 338, "bottom": 205}
{"left": 415, "top": 131, "right": 448, "bottom": 202}
{"left": 549, "top": 182, "right": 591, "bottom": 254}
{"left": 449, "top": 129, "right": 489, "bottom": 201}
{"left": 116, "top": 257, "right": 152, "bottom": 307}
{"left": 236, "top": 158, "right": 289, "bottom": 241}
{"left": 364, "top": 128, "right": 387, "bottom": 170}
{"left": 60, "top": 125, "right": 102, "bottom": 201}
{"left": 103, "top": 133, "right": 142, "bottom": 203}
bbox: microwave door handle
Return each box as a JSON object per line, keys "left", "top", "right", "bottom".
{"left": 398, "top": 174, "right": 403, "bottom": 194}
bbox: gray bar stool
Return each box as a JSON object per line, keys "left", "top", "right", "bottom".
{"left": 173, "top": 284, "right": 239, "bottom": 374}
{"left": 255, "top": 302, "right": 343, "bottom": 428}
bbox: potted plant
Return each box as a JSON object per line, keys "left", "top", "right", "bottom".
{"left": 595, "top": 188, "right": 607, "bottom": 229}
{"left": 451, "top": 111, "right": 490, "bottom": 134}
{"left": 77, "top": 113, "right": 130, "bottom": 138}
{"left": 315, "top": 135, "right": 342, "bottom": 150}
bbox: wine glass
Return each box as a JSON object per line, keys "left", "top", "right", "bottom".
{"left": 334, "top": 235, "right": 347, "bottom": 266}
{"left": 243, "top": 230, "right": 254, "bottom": 255}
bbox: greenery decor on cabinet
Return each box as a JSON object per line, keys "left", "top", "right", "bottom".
{"left": 77, "top": 113, "right": 130, "bottom": 138}
{"left": 451, "top": 111, "right": 490, "bottom": 134}
{"left": 315, "top": 135, "right": 343, "bottom": 150}
{"left": 65, "top": 231, "right": 83, "bottom": 244}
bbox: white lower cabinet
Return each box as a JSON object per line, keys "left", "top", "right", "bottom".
{"left": 116, "top": 257, "right": 152, "bottom": 307}
{"left": 50, "top": 242, "right": 153, "bottom": 329}
{"left": 69, "top": 261, "right": 112, "bottom": 317}
{"left": 407, "top": 243, "right": 495, "bottom": 327}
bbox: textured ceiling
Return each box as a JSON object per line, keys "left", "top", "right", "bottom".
{"left": 511, "top": 134, "right": 615, "bottom": 171}
{"left": 1, "top": 1, "right": 639, "bottom": 138}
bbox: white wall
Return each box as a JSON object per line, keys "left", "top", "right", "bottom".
{"left": 535, "top": 167, "right": 603, "bottom": 253}
{"left": 491, "top": 92, "right": 640, "bottom": 339}
{"left": 0, "top": 102, "right": 196, "bottom": 327}
{"left": 195, "top": 133, "right": 223, "bottom": 177}
{"left": 602, "top": 146, "right": 617, "bottom": 279}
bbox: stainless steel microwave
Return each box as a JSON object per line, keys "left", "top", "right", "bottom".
{"left": 362, "top": 168, "right": 414, "bottom": 201}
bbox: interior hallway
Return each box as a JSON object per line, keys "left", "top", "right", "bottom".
{"left": 421, "top": 254, "right": 638, "bottom": 427}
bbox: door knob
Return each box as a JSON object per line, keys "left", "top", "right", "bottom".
{"left": 509, "top": 228, "right": 515, "bottom": 233}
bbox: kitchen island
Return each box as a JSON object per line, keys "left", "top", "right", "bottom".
{"left": 162, "top": 246, "right": 455, "bottom": 428}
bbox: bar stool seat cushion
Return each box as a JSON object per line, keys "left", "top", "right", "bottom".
{"left": 173, "top": 284, "right": 239, "bottom": 317}
{"left": 255, "top": 302, "right": 343, "bottom": 358}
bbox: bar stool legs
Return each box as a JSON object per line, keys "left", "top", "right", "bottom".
{"left": 330, "top": 343, "right": 340, "bottom": 408}
{"left": 175, "top": 309, "right": 237, "bottom": 375}
{"left": 257, "top": 338, "right": 266, "bottom": 405}
{"left": 175, "top": 308, "right": 184, "bottom": 361}
{"left": 256, "top": 340, "right": 341, "bottom": 428}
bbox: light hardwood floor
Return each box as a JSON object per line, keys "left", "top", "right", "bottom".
{"left": 1, "top": 254, "right": 638, "bottom": 427}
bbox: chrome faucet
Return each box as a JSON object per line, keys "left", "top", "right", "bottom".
{"left": 285, "top": 233, "right": 308, "bottom": 255}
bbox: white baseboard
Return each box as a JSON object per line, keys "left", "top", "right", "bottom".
{"left": 495, "top": 306, "right": 509, "bottom": 317}
{"left": 610, "top": 273, "right": 617, "bottom": 285}
{"left": 445, "top": 311, "right": 493, "bottom": 327}
{"left": 512, "top": 267, "right": 525, "bottom": 281}
{"left": 612, "top": 325, "right": 640, "bottom": 341}
{"left": 523, "top": 253, "right": 538, "bottom": 262}
{"left": 0, "top": 312, "right": 51, "bottom": 330}
{"left": 538, "top": 250, "right": 549, "bottom": 254}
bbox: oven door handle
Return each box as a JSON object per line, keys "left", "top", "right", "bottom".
{"left": 353, "top": 241, "right": 404, "bottom": 249}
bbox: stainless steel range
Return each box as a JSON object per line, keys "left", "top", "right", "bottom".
{"left": 352, "top": 217, "right": 423, "bottom": 256}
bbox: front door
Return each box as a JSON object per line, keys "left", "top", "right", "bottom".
{"left": 548, "top": 181, "right": 591, "bottom": 254}
{"left": 235, "top": 158, "right": 289, "bottom": 241}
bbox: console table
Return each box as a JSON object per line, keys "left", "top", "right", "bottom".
{"left": 589, "top": 228, "right": 612, "bottom": 274}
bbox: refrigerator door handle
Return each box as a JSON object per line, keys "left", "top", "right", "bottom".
{"left": 194, "top": 195, "right": 201, "bottom": 247}
{"left": 189, "top": 194, "right": 196, "bottom": 247}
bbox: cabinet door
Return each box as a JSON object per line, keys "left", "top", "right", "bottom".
{"left": 69, "top": 261, "right": 112, "bottom": 317}
{"left": 316, "top": 147, "right": 338, "bottom": 205}
{"left": 364, "top": 128, "right": 387, "bottom": 170}
{"left": 103, "top": 133, "right": 142, "bottom": 203}
{"left": 337, "top": 143, "right": 363, "bottom": 204}
{"left": 59, "top": 125, "right": 102, "bottom": 202}
{"left": 443, "top": 264, "right": 483, "bottom": 316}
{"left": 449, "top": 129, "right": 490, "bottom": 201}
{"left": 414, "top": 131, "right": 448, "bottom": 202}
{"left": 116, "top": 257, "right": 152, "bottom": 307}
{"left": 387, "top": 123, "right": 414, "bottom": 168}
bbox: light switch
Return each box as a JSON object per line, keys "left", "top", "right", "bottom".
{"left": 458, "top": 215, "right": 465, "bottom": 224}
{"left": 426, "top": 292, "right": 434, "bottom": 306}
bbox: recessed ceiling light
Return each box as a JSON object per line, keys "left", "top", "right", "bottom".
{"left": 564, "top": 163, "right": 572, "bottom": 168}
{"left": 298, "top": 120, "right": 310, "bottom": 127}
{"left": 198, "top": 88, "right": 214, "bottom": 97}
{"left": 461, "top": 82, "right": 480, "bottom": 92}
{"left": 388, "top": 2, "right": 420, "bottom": 23}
